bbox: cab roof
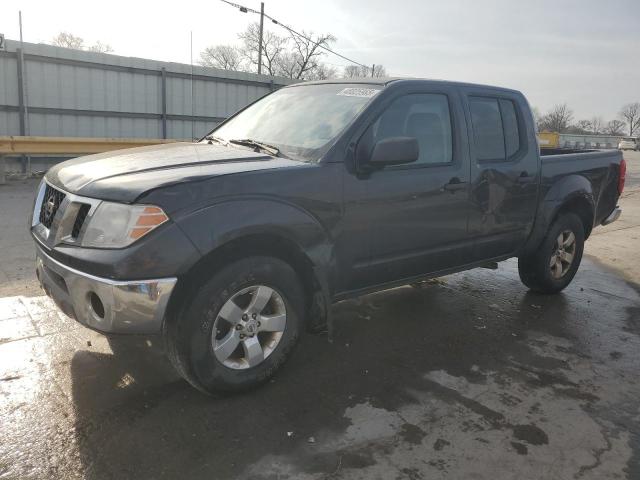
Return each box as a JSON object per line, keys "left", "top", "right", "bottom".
{"left": 287, "top": 77, "right": 522, "bottom": 95}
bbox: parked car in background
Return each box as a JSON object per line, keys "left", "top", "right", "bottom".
{"left": 618, "top": 138, "right": 638, "bottom": 151}
{"left": 31, "top": 78, "right": 625, "bottom": 394}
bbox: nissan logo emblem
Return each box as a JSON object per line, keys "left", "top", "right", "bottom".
{"left": 44, "top": 195, "right": 56, "bottom": 220}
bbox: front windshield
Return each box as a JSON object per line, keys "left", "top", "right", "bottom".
{"left": 206, "top": 84, "right": 382, "bottom": 161}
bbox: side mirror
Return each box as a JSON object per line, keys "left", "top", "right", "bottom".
{"left": 369, "top": 137, "right": 419, "bottom": 167}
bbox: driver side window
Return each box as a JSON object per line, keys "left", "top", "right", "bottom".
{"left": 364, "top": 94, "right": 453, "bottom": 166}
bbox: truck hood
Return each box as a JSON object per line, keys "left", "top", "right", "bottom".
{"left": 46, "top": 142, "right": 306, "bottom": 202}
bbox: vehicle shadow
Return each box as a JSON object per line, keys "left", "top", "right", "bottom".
{"left": 68, "top": 274, "right": 595, "bottom": 480}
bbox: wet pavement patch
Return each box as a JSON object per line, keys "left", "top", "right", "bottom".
{"left": 339, "top": 451, "right": 377, "bottom": 469}
{"left": 512, "top": 424, "right": 549, "bottom": 446}
{"left": 400, "top": 423, "right": 426, "bottom": 445}
{"left": 1, "top": 258, "right": 640, "bottom": 479}
{"left": 511, "top": 441, "right": 528, "bottom": 455}
{"left": 433, "top": 438, "right": 451, "bottom": 451}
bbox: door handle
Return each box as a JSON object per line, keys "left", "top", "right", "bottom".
{"left": 517, "top": 172, "right": 536, "bottom": 184}
{"left": 442, "top": 178, "right": 468, "bottom": 192}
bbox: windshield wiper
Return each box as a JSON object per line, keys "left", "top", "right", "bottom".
{"left": 203, "top": 135, "right": 228, "bottom": 145}
{"left": 228, "top": 138, "right": 281, "bottom": 157}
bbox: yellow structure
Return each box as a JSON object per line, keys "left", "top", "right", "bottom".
{"left": 0, "top": 136, "right": 176, "bottom": 155}
{"left": 537, "top": 132, "right": 560, "bottom": 149}
{"left": 0, "top": 136, "right": 179, "bottom": 184}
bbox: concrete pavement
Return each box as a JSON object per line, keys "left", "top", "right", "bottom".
{"left": 587, "top": 150, "right": 640, "bottom": 284}
{"left": 1, "top": 152, "right": 639, "bottom": 479}
{"left": 0, "top": 178, "right": 41, "bottom": 298}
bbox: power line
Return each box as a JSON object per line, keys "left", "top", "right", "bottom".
{"left": 219, "top": 0, "right": 370, "bottom": 69}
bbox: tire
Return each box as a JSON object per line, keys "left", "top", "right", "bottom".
{"left": 518, "top": 213, "right": 585, "bottom": 294}
{"left": 165, "top": 256, "right": 305, "bottom": 394}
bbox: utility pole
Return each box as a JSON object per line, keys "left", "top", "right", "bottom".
{"left": 371, "top": 64, "right": 375, "bottom": 77}
{"left": 257, "top": 2, "right": 264, "bottom": 75}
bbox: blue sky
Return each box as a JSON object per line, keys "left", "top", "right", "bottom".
{"left": 2, "top": 0, "right": 638, "bottom": 120}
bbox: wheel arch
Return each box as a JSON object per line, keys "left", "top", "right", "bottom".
{"left": 165, "top": 230, "right": 330, "bottom": 334}
{"left": 520, "top": 175, "right": 595, "bottom": 255}
{"left": 553, "top": 195, "right": 594, "bottom": 239}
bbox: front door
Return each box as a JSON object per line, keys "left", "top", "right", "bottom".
{"left": 347, "top": 89, "right": 472, "bottom": 289}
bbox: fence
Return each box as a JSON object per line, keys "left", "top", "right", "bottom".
{"left": 0, "top": 38, "right": 294, "bottom": 145}
{"left": 538, "top": 132, "right": 629, "bottom": 150}
{"left": 558, "top": 134, "right": 626, "bottom": 150}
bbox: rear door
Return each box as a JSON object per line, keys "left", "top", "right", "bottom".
{"left": 462, "top": 89, "right": 540, "bottom": 260}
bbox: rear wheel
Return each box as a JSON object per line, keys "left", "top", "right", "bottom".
{"left": 165, "top": 256, "right": 305, "bottom": 394}
{"left": 518, "top": 213, "right": 585, "bottom": 294}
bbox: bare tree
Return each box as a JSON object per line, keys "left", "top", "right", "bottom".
{"left": 286, "top": 31, "right": 336, "bottom": 80}
{"left": 199, "top": 23, "right": 343, "bottom": 80}
{"left": 51, "top": 32, "right": 113, "bottom": 53}
{"left": 305, "top": 63, "right": 338, "bottom": 81}
{"left": 619, "top": 102, "right": 640, "bottom": 136}
{"left": 603, "top": 119, "right": 626, "bottom": 136}
{"left": 51, "top": 32, "right": 84, "bottom": 49}
{"left": 344, "top": 64, "right": 387, "bottom": 78}
{"left": 200, "top": 45, "right": 243, "bottom": 70}
{"left": 274, "top": 51, "right": 299, "bottom": 79}
{"left": 590, "top": 116, "right": 604, "bottom": 135}
{"left": 371, "top": 64, "right": 387, "bottom": 78}
{"left": 539, "top": 104, "right": 574, "bottom": 133}
{"left": 343, "top": 65, "right": 363, "bottom": 78}
{"left": 239, "top": 23, "right": 289, "bottom": 76}
{"left": 87, "top": 41, "right": 113, "bottom": 54}
{"left": 574, "top": 120, "right": 592, "bottom": 134}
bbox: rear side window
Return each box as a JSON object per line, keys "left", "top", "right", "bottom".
{"left": 369, "top": 94, "right": 453, "bottom": 165}
{"left": 499, "top": 99, "right": 520, "bottom": 157}
{"left": 469, "top": 96, "right": 522, "bottom": 162}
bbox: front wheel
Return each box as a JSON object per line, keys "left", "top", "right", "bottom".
{"left": 518, "top": 213, "right": 585, "bottom": 294}
{"left": 165, "top": 256, "right": 305, "bottom": 394}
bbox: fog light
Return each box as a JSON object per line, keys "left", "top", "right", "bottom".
{"left": 89, "top": 292, "right": 105, "bottom": 319}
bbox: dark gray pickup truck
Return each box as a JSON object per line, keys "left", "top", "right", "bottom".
{"left": 31, "top": 78, "right": 625, "bottom": 393}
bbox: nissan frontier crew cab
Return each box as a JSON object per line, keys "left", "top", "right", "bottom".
{"left": 31, "top": 78, "right": 625, "bottom": 394}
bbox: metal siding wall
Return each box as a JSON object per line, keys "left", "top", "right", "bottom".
{"left": 0, "top": 112, "right": 20, "bottom": 135}
{"left": 0, "top": 56, "right": 19, "bottom": 106}
{"left": 0, "top": 54, "right": 20, "bottom": 135}
{"left": 167, "top": 119, "right": 216, "bottom": 141}
{"left": 0, "top": 39, "right": 293, "bottom": 140}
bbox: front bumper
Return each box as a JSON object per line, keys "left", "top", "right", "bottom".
{"left": 36, "top": 246, "right": 177, "bottom": 334}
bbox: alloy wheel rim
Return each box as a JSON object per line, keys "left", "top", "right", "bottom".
{"left": 212, "top": 285, "right": 287, "bottom": 370}
{"left": 549, "top": 230, "right": 576, "bottom": 279}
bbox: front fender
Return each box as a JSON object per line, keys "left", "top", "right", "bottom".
{"left": 521, "top": 175, "right": 594, "bottom": 255}
{"left": 176, "top": 197, "right": 334, "bottom": 277}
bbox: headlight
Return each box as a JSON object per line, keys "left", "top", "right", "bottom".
{"left": 80, "top": 202, "right": 169, "bottom": 248}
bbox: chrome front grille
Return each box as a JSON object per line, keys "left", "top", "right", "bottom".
{"left": 39, "top": 184, "right": 66, "bottom": 228}
{"left": 71, "top": 204, "right": 91, "bottom": 238}
{"left": 32, "top": 180, "right": 101, "bottom": 247}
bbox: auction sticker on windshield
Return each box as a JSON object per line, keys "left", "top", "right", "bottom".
{"left": 337, "top": 87, "right": 380, "bottom": 98}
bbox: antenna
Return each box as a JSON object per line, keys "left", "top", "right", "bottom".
{"left": 190, "top": 31, "right": 195, "bottom": 142}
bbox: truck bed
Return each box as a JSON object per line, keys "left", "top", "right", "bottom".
{"left": 539, "top": 148, "right": 623, "bottom": 227}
